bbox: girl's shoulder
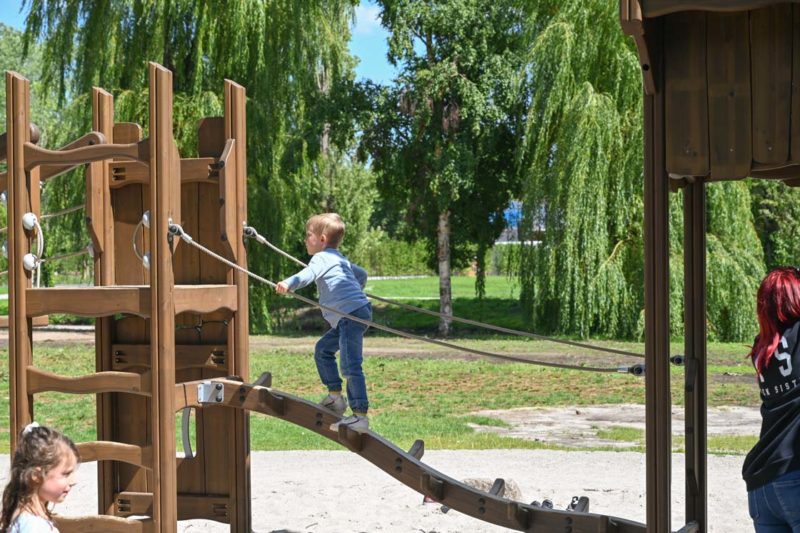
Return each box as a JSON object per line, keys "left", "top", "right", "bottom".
{"left": 8, "top": 513, "right": 59, "bottom": 533}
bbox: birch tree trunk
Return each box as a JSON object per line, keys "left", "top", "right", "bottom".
{"left": 437, "top": 208, "right": 453, "bottom": 336}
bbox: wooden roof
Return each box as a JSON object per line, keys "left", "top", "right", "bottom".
{"left": 621, "top": 1, "right": 800, "bottom": 182}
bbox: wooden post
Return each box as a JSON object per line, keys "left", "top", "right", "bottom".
{"left": 6, "top": 71, "right": 34, "bottom": 451}
{"left": 684, "top": 181, "right": 707, "bottom": 531}
{"left": 148, "top": 62, "right": 178, "bottom": 533}
{"left": 89, "top": 87, "right": 117, "bottom": 515}
{"left": 642, "top": 19, "right": 672, "bottom": 533}
{"left": 225, "top": 80, "right": 251, "bottom": 532}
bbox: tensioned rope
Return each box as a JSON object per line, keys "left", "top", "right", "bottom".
{"left": 242, "top": 225, "right": 645, "bottom": 360}
{"left": 170, "top": 223, "right": 644, "bottom": 375}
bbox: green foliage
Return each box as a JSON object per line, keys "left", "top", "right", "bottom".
{"left": 518, "top": 1, "right": 765, "bottom": 341}
{"left": 362, "top": 0, "right": 530, "bottom": 328}
{"left": 21, "top": 0, "right": 369, "bottom": 331}
{"left": 348, "top": 229, "right": 432, "bottom": 277}
{"left": 750, "top": 180, "right": 800, "bottom": 269}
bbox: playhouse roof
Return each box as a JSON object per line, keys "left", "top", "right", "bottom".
{"left": 621, "top": 0, "right": 800, "bottom": 182}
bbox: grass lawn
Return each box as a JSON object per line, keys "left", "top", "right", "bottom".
{"left": 0, "top": 336, "right": 760, "bottom": 455}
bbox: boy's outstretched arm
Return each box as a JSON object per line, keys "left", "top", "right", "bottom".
{"left": 275, "top": 261, "right": 321, "bottom": 294}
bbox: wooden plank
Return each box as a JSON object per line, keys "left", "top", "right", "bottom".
{"left": 27, "top": 367, "right": 151, "bottom": 395}
{"left": 707, "top": 12, "right": 752, "bottom": 179}
{"left": 0, "top": 315, "right": 48, "bottom": 328}
{"left": 108, "top": 158, "right": 217, "bottom": 188}
{"left": 110, "top": 121, "right": 150, "bottom": 498}
{"left": 644, "top": 0, "right": 790, "bottom": 17}
{"left": 77, "top": 441, "right": 153, "bottom": 468}
{"left": 792, "top": 5, "right": 800, "bottom": 162}
{"left": 27, "top": 286, "right": 149, "bottom": 317}
{"left": 750, "top": 4, "right": 792, "bottom": 165}
{"left": 7, "top": 71, "right": 34, "bottom": 451}
{"left": 54, "top": 515, "right": 153, "bottom": 533}
{"left": 111, "top": 344, "right": 227, "bottom": 371}
{"left": 226, "top": 79, "right": 252, "bottom": 532}
{"left": 91, "top": 86, "right": 117, "bottom": 516}
{"left": 664, "top": 11, "right": 708, "bottom": 177}
{"left": 174, "top": 285, "right": 237, "bottom": 315}
{"left": 148, "top": 61, "right": 178, "bottom": 532}
{"left": 115, "top": 493, "right": 229, "bottom": 523}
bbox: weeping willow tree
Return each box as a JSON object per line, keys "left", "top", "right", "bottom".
{"left": 518, "top": 0, "right": 764, "bottom": 341}
{"left": 21, "top": 0, "right": 360, "bottom": 330}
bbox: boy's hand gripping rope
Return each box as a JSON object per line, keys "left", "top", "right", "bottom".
{"left": 170, "top": 223, "right": 644, "bottom": 375}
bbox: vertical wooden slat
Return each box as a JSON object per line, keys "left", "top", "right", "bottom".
{"left": 664, "top": 12, "right": 708, "bottom": 177}
{"left": 643, "top": 19, "right": 672, "bottom": 533}
{"left": 707, "top": 12, "right": 751, "bottom": 179}
{"left": 225, "top": 80, "right": 251, "bottom": 532}
{"left": 91, "top": 87, "right": 117, "bottom": 515}
{"left": 683, "top": 182, "right": 708, "bottom": 532}
{"left": 750, "top": 4, "right": 792, "bottom": 164}
{"left": 111, "top": 122, "right": 150, "bottom": 496}
{"left": 791, "top": 5, "right": 800, "bottom": 162}
{"left": 7, "top": 71, "right": 33, "bottom": 451}
{"left": 148, "top": 62, "right": 178, "bottom": 533}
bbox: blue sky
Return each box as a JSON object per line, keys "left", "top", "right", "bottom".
{"left": 0, "top": 0, "right": 397, "bottom": 85}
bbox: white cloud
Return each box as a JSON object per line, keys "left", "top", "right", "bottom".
{"left": 353, "top": 3, "right": 382, "bottom": 36}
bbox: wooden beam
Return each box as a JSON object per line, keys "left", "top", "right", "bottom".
{"left": 77, "top": 441, "right": 153, "bottom": 469}
{"left": 54, "top": 515, "right": 153, "bottom": 533}
{"left": 27, "top": 367, "right": 151, "bottom": 396}
{"left": 111, "top": 344, "right": 228, "bottom": 371}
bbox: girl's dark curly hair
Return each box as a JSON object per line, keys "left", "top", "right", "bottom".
{"left": 0, "top": 425, "right": 79, "bottom": 532}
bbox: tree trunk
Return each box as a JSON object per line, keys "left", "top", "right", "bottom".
{"left": 437, "top": 209, "right": 453, "bottom": 336}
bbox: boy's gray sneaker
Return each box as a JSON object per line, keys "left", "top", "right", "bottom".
{"left": 319, "top": 393, "right": 347, "bottom": 416}
{"left": 330, "top": 415, "right": 369, "bottom": 432}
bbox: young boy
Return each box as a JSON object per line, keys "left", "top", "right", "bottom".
{"left": 275, "top": 213, "right": 372, "bottom": 431}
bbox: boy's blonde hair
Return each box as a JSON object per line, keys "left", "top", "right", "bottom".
{"left": 306, "top": 213, "right": 345, "bottom": 248}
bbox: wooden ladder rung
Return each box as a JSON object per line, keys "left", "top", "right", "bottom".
{"left": 76, "top": 441, "right": 153, "bottom": 469}
{"left": 27, "top": 367, "right": 151, "bottom": 396}
{"left": 53, "top": 514, "right": 153, "bottom": 533}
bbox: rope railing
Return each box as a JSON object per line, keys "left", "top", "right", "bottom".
{"left": 173, "top": 223, "right": 644, "bottom": 375}
{"left": 242, "top": 225, "right": 645, "bottom": 360}
{"left": 0, "top": 203, "right": 85, "bottom": 233}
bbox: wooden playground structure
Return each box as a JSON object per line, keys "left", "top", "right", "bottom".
{"left": 9, "top": 0, "right": 800, "bottom": 525}
{"left": 3, "top": 63, "right": 650, "bottom": 532}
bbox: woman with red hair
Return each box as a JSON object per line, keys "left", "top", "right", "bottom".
{"left": 743, "top": 267, "right": 800, "bottom": 532}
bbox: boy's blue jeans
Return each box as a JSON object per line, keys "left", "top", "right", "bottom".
{"left": 314, "top": 303, "right": 371, "bottom": 414}
{"left": 749, "top": 468, "right": 800, "bottom": 532}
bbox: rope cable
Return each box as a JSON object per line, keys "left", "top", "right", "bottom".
{"left": 243, "top": 225, "right": 645, "bottom": 360}
{"left": 174, "top": 224, "right": 640, "bottom": 375}
{"left": 40, "top": 204, "right": 84, "bottom": 221}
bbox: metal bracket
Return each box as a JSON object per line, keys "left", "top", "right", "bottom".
{"left": 197, "top": 381, "right": 225, "bottom": 404}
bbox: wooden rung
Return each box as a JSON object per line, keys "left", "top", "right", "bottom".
{"left": 114, "top": 492, "right": 231, "bottom": 523}
{"left": 27, "top": 366, "right": 151, "bottom": 396}
{"left": 53, "top": 515, "right": 153, "bottom": 533}
{"left": 506, "top": 501, "right": 531, "bottom": 529}
{"left": 421, "top": 472, "right": 445, "bottom": 501}
{"left": 76, "top": 441, "right": 152, "bottom": 468}
{"left": 0, "top": 315, "right": 49, "bottom": 328}
{"left": 408, "top": 439, "right": 425, "bottom": 459}
{"left": 336, "top": 423, "right": 364, "bottom": 452}
{"left": 258, "top": 388, "right": 285, "bottom": 415}
{"left": 489, "top": 478, "right": 506, "bottom": 497}
{"left": 112, "top": 344, "right": 227, "bottom": 371}
{"left": 23, "top": 138, "right": 149, "bottom": 171}
{"left": 26, "top": 285, "right": 237, "bottom": 318}
{"left": 253, "top": 371, "right": 272, "bottom": 388}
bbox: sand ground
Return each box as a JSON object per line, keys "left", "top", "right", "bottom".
{"left": 0, "top": 329, "right": 757, "bottom": 531}
{"left": 0, "top": 450, "right": 751, "bottom": 532}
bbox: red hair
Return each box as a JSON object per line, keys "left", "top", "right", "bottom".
{"left": 750, "top": 267, "right": 800, "bottom": 374}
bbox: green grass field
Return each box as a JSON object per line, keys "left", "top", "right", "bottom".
{"left": 0, "top": 275, "right": 760, "bottom": 455}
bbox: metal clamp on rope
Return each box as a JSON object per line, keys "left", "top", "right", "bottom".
{"left": 168, "top": 222, "right": 192, "bottom": 243}
{"left": 243, "top": 225, "right": 257, "bottom": 239}
{"left": 197, "top": 381, "right": 225, "bottom": 404}
{"left": 618, "top": 363, "right": 645, "bottom": 377}
{"left": 670, "top": 354, "right": 685, "bottom": 366}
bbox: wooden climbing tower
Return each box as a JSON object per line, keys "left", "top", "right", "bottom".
{"left": 621, "top": 1, "right": 800, "bottom": 531}
{"left": 5, "top": 63, "right": 250, "bottom": 532}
